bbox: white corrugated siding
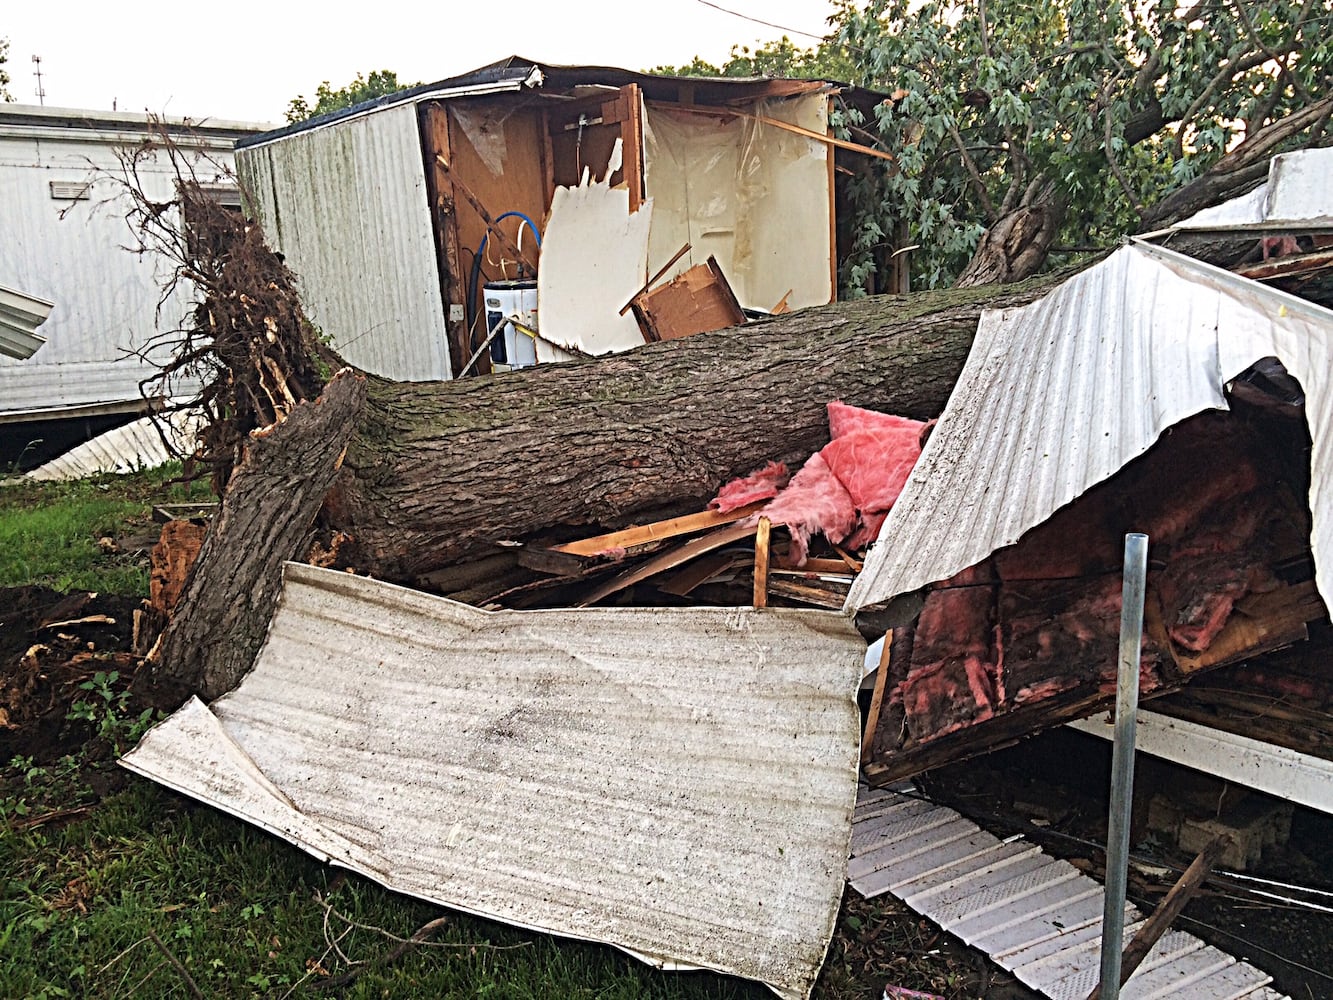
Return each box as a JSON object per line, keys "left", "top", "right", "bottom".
{"left": 123, "top": 563, "right": 865, "bottom": 1000}
{"left": 0, "top": 283, "right": 52, "bottom": 360}
{"left": 847, "top": 242, "right": 1333, "bottom": 611}
{"left": 850, "top": 784, "right": 1286, "bottom": 1000}
{"left": 25, "top": 410, "right": 199, "bottom": 480}
{"left": 0, "top": 120, "right": 244, "bottom": 415}
{"left": 237, "top": 104, "right": 452, "bottom": 381}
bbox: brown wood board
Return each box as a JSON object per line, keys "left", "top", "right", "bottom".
{"left": 420, "top": 103, "right": 470, "bottom": 376}
{"left": 862, "top": 631, "right": 893, "bottom": 765}
{"left": 550, "top": 502, "right": 764, "bottom": 557}
{"left": 576, "top": 522, "right": 759, "bottom": 607}
{"left": 631, "top": 256, "right": 746, "bottom": 343}
{"left": 657, "top": 552, "right": 746, "bottom": 597}
{"left": 753, "top": 516, "right": 771, "bottom": 608}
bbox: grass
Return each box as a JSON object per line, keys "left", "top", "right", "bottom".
{"left": 0, "top": 464, "right": 208, "bottom": 594}
{"left": 0, "top": 465, "right": 972, "bottom": 1000}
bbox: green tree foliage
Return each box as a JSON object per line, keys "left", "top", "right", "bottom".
{"left": 654, "top": 35, "right": 854, "bottom": 82}
{"left": 286, "top": 70, "right": 417, "bottom": 124}
{"left": 0, "top": 37, "right": 11, "bottom": 102}
{"left": 834, "top": 0, "right": 1333, "bottom": 290}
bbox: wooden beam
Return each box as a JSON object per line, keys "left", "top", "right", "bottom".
{"left": 576, "top": 521, "right": 759, "bottom": 607}
{"left": 862, "top": 631, "right": 893, "bottom": 765}
{"left": 550, "top": 502, "right": 764, "bottom": 557}
{"left": 753, "top": 516, "right": 771, "bottom": 608}
{"left": 620, "top": 242, "right": 692, "bottom": 316}
{"left": 666, "top": 104, "right": 897, "bottom": 163}
{"left": 1085, "top": 833, "right": 1233, "bottom": 1000}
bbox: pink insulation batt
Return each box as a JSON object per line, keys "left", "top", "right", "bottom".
{"left": 709, "top": 401, "right": 927, "bottom": 564}
{"left": 708, "top": 460, "right": 790, "bottom": 513}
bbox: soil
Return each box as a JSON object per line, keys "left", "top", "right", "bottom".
{"left": 0, "top": 585, "right": 146, "bottom": 764}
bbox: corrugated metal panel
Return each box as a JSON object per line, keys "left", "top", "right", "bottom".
{"left": 847, "top": 242, "right": 1333, "bottom": 612}
{"left": 25, "top": 410, "right": 198, "bottom": 480}
{"left": 122, "top": 563, "right": 865, "bottom": 1000}
{"left": 850, "top": 785, "right": 1286, "bottom": 1000}
{"left": 237, "top": 104, "right": 452, "bottom": 381}
{"left": 0, "top": 283, "right": 52, "bottom": 359}
{"left": 0, "top": 118, "right": 247, "bottom": 416}
{"left": 0, "top": 359, "right": 201, "bottom": 419}
{"left": 1068, "top": 710, "right": 1333, "bottom": 816}
{"left": 1176, "top": 147, "right": 1333, "bottom": 230}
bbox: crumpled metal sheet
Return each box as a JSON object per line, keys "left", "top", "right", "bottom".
{"left": 123, "top": 563, "right": 865, "bottom": 1000}
{"left": 847, "top": 241, "right": 1333, "bottom": 612}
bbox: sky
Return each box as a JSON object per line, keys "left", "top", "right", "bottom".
{"left": 3, "top": 1, "right": 842, "bottom": 124}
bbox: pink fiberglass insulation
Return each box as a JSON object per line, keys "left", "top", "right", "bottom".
{"left": 708, "top": 461, "right": 790, "bottom": 513}
{"left": 710, "top": 401, "right": 927, "bottom": 564}
{"left": 901, "top": 583, "right": 1001, "bottom": 740}
{"left": 759, "top": 452, "right": 858, "bottom": 566}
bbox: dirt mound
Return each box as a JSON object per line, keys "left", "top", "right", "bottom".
{"left": 1, "top": 586, "right": 143, "bottom": 763}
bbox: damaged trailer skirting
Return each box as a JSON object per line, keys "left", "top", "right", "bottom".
{"left": 848, "top": 241, "right": 1333, "bottom": 614}
{"left": 123, "top": 563, "right": 866, "bottom": 1000}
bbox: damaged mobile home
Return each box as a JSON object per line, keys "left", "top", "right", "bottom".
{"left": 124, "top": 150, "right": 1333, "bottom": 998}
{"left": 0, "top": 105, "right": 269, "bottom": 423}
{"left": 234, "top": 56, "right": 891, "bottom": 380}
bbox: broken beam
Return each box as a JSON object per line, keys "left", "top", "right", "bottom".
{"left": 1085, "top": 832, "right": 1232, "bottom": 1000}
{"left": 551, "top": 503, "right": 765, "bottom": 557}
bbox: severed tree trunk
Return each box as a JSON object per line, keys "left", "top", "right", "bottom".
{"left": 146, "top": 371, "right": 366, "bottom": 704}
{"left": 326, "top": 274, "right": 1066, "bottom": 584}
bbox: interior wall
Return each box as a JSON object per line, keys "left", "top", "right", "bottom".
{"left": 445, "top": 99, "right": 548, "bottom": 345}
{"left": 642, "top": 93, "right": 833, "bottom": 312}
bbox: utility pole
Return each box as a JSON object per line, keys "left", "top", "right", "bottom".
{"left": 31, "top": 54, "right": 45, "bottom": 105}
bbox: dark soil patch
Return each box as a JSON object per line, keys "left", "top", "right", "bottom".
{"left": 1, "top": 585, "right": 145, "bottom": 764}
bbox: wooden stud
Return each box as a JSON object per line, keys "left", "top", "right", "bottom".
{"left": 550, "top": 502, "right": 765, "bottom": 557}
{"left": 576, "top": 521, "right": 759, "bottom": 607}
{"left": 861, "top": 630, "right": 894, "bottom": 765}
{"left": 1085, "top": 833, "right": 1233, "bottom": 1000}
{"left": 753, "top": 517, "right": 771, "bottom": 608}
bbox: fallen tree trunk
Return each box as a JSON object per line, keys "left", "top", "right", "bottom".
{"left": 329, "top": 273, "right": 1067, "bottom": 583}
{"left": 147, "top": 370, "right": 367, "bottom": 703}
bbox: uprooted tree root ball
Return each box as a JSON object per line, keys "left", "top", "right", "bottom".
{"left": 116, "top": 125, "right": 339, "bottom": 494}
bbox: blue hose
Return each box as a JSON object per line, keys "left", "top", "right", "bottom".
{"left": 466, "top": 212, "right": 543, "bottom": 353}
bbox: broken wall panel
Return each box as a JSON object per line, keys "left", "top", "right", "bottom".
{"left": 123, "top": 563, "right": 865, "bottom": 1000}
{"left": 847, "top": 242, "right": 1333, "bottom": 613}
{"left": 642, "top": 93, "right": 833, "bottom": 313}
{"left": 537, "top": 142, "right": 653, "bottom": 357}
{"left": 631, "top": 256, "right": 746, "bottom": 342}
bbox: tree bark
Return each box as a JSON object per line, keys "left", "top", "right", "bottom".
{"left": 146, "top": 370, "right": 367, "bottom": 704}
{"left": 325, "top": 274, "right": 1067, "bottom": 584}
{"left": 955, "top": 198, "right": 1064, "bottom": 288}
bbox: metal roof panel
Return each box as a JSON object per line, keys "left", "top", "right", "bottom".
{"left": 123, "top": 563, "right": 866, "bottom": 1000}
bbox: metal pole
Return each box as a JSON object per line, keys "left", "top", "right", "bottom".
{"left": 1098, "top": 532, "right": 1149, "bottom": 1000}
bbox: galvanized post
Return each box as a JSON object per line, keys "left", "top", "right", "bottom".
{"left": 1098, "top": 532, "right": 1149, "bottom": 1000}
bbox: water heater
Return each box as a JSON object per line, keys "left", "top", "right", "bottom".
{"left": 483, "top": 279, "right": 538, "bottom": 370}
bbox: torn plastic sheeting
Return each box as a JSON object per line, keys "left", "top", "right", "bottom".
{"left": 642, "top": 94, "right": 832, "bottom": 312}
{"left": 122, "top": 563, "right": 866, "bottom": 1000}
